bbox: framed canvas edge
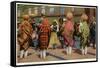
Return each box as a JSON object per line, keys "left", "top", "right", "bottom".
{"left": 10, "top": 1, "right": 16, "bottom": 67}
{"left": 10, "top": 1, "right": 98, "bottom": 67}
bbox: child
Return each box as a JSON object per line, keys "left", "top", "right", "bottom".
{"left": 89, "top": 17, "right": 96, "bottom": 49}
{"left": 62, "top": 12, "right": 74, "bottom": 55}
{"left": 18, "top": 15, "right": 33, "bottom": 58}
{"left": 80, "top": 13, "right": 90, "bottom": 55}
{"left": 74, "top": 22, "right": 81, "bottom": 49}
{"left": 59, "top": 18, "right": 66, "bottom": 48}
{"left": 31, "top": 18, "right": 39, "bottom": 49}
{"left": 48, "top": 20, "right": 61, "bottom": 49}
{"left": 38, "top": 15, "right": 51, "bottom": 59}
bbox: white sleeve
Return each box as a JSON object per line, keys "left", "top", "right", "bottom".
{"left": 51, "top": 25, "right": 53, "bottom": 28}
{"left": 56, "top": 25, "right": 59, "bottom": 32}
{"left": 79, "top": 23, "right": 82, "bottom": 33}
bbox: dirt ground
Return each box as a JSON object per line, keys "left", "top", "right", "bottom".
{"left": 17, "top": 47, "right": 96, "bottom": 63}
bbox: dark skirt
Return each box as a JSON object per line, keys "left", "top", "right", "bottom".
{"left": 39, "top": 32, "right": 49, "bottom": 50}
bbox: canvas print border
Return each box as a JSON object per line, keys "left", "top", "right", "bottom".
{"left": 10, "top": 1, "right": 98, "bottom": 67}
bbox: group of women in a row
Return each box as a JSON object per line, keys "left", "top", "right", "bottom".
{"left": 17, "top": 12, "right": 96, "bottom": 59}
